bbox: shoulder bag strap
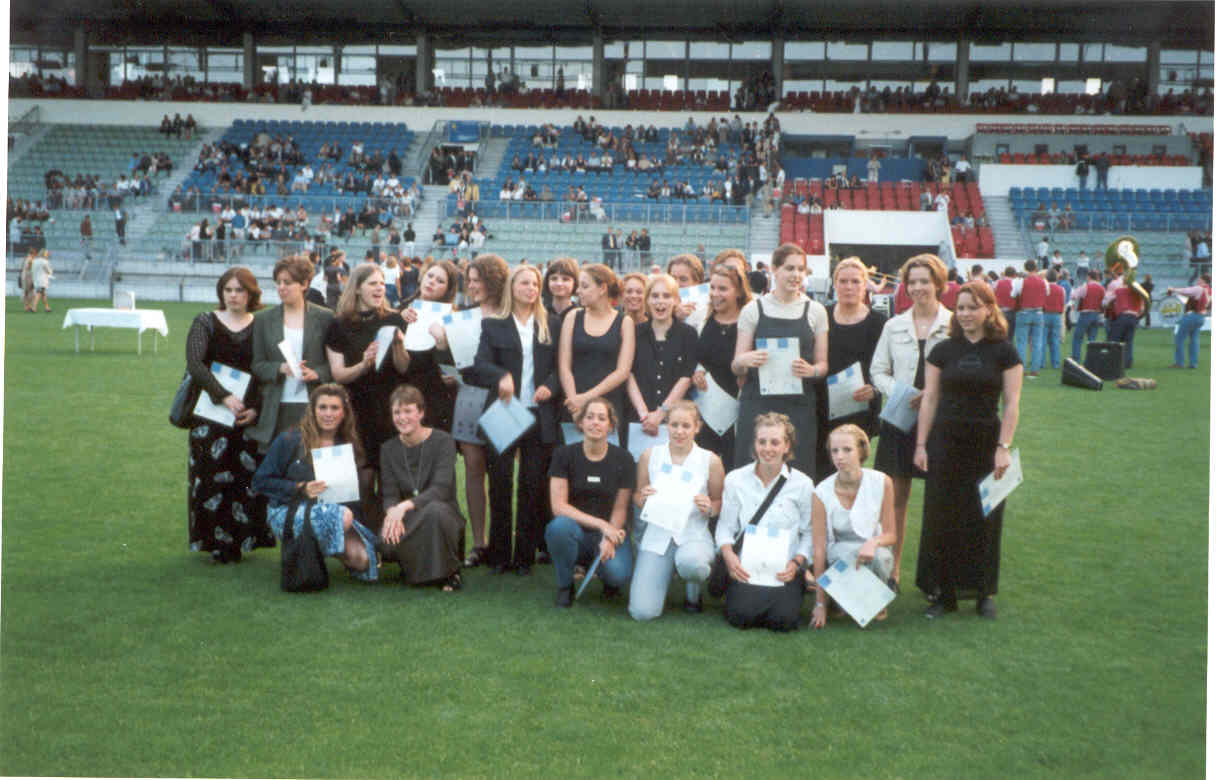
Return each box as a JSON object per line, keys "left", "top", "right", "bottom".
{"left": 734, "top": 473, "right": 787, "bottom": 547}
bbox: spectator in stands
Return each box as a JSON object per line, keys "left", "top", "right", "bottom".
{"left": 1075, "top": 156, "right": 1091, "bottom": 190}
{"left": 1036, "top": 236, "right": 1050, "bottom": 269}
{"left": 1093, "top": 154, "right": 1111, "bottom": 191}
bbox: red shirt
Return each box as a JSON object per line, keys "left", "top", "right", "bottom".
{"left": 940, "top": 280, "right": 961, "bottom": 309}
{"left": 994, "top": 277, "right": 1015, "bottom": 310}
{"left": 893, "top": 283, "right": 913, "bottom": 314}
{"left": 1017, "top": 276, "right": 1048, "bottom": 310}
{"left": 1074, "top": 281, "right": 1105, "bottom": 311}
{"left": 1043, "top": 282, "right": 1066, "bottom": 313}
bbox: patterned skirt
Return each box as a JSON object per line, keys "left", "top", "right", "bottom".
{"left": 268, "top": 501, "right": 380, "bottom": 582}
{"left": 188, "top": 421, "right": 275, "bottom": 556}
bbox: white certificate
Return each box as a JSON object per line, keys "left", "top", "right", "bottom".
{"left": 277, "top": 338, "right": 303, "bottom": 379}
{"left": 478, "top": 395, "right": 537, "bottom": 455}
{"left": 627, "top": 423, "right": 668, "bottom": 461}
{"left": 739, "top": 524, "right": 792, "bottom": 587}
{"left": 311, "top": 444, "right": 360, "bottom": 504}
{"left": 192, "top": 362, "right": 252, "bottom": 427}
{"left": 680, "top": 284, "right": 711, "bottom": 328}
{"left": 374, "top": 325, "right": 398, "bottom": 371}
{"left": 756, "top": 337, "right": 802, "bottom": 396}
{"left": 451, "top": 383, "right": 490, "bottom": 445}
{"left": 693, "top": 366, "right": 739, "bottom": 436}
{"left": 441, "top": 308, "right": 483, "bottom": 369}
{"left": 826, "top": 362, "right": 868, "bottom": 421}
{"left": 641, "top": 493, "right": 695, "bottom": 537}
{"left": 978, "top": 448, "right": 1023, "bottom": 517}
{"left": 404, "top": 300, "right": 453, "bottom": 351}
{"left": 561, "top": 422, "right": 619, "bottom": 447}
{"left": 815, "top": 558, "right": 897, "bottom": 628}
{"left": 879, "top": 380, "right": 920, "bottom": 433}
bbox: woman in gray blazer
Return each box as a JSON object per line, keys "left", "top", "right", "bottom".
{"left": 248, "top": 255, "right": 335, "bottom": 451}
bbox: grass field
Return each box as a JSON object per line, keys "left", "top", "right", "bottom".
{"left": 0, "top": 296, "right": 1209, "bottom": 778}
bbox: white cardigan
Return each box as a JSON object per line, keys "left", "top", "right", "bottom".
{"left": 869, "top": 305, "right": 953, "bottom": 398}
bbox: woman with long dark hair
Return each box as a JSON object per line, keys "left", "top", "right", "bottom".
{"left": 692, "top": 261, "right": 752, "bottom": 466}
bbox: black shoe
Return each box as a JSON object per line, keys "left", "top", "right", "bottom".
{"left": 977, "top": 596, "right": 998, "bottom": 619}
{"left": 886, "top": 576, "right": 899, "bottom": 595}
{"left": 536, "top": 550, "right": 552, "bottom": 565}
{"left": 601, "top": 585, "right": 621, "bottom": 601}
{"left": 683, "top": 596, "right": 703, "bottom": 614}
{"left": 211, "top": 549, "right": 228, "bottom": 564}
{"left": 492, "top": 562, "right": 513, "bottom": 575}
{"left": 924, "top": 601, "right": 959, "bottom": 619}
{"left": 514, "top": 564, "right": 532, "bottom": 576}
{"left": 555, "top": 586, "right": 574, "bottom": 608}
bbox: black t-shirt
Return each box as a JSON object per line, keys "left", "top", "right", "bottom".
{"left": 927, "top": 336, "right": 1021, "bottom": 422}
{"left": 548, "top": 442, "right": 636, "bottom": 522}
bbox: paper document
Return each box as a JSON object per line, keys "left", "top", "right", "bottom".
{"left": 756, "top": 337, "right": 802, "bottom": 395}
{"left": 626, "top": 423, "right": 668, "bottom": 461}
{"left": 574, "top": 554, "right": 602, "bottom": 601}
{"left": 192, "top": 362, "right": 252, "bottom": 427}
{"left": 311, "top": 444, "right": 360, "bottom": 504}
{"left": 277, "top": 339, "right": 303, "bottom": 379}
{"left": 374, "top": 326, "right": 398, "bottom": 371}
{"left": 879, "top": 381, "right": 920, "bottom": 433}
{"left": 739, "top": 525, "right": 792, "bottom": 587}
{"left": 441, "top": 308, "right": 483, "bottom": 369}
{"left": 680, "top": 284, "right": 711, "bottom": 328}
{"left": 561, "top": 422, "right": 619, "bottom": 447}
{"left": 692, "top": 366, "right": 738, "bottom": 436}
{"left": 451, "top": 384, "right": 490, "bottom": 445}
{"left": 978, "top": 448, "right": 1023, "bottom": 517}
{"left": 404, "top": 300, "right": 453, "bottom": 350}
{"left": 478, "top": 396, "right": 537, "bottom": 455}
{"left": 641, "top": 494, "right": 695, "bottom": 536}
{"left": 826, "top": 362, "right": 868, "bottom": 421}
{"left": 816, "top": 558, "right": 896, "bottom": 628}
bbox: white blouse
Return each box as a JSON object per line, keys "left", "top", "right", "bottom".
{"left": 813, "top": 468, "right": 886, "bottom": 545}
{"left": 640, "top": 444, "right": 714, "bottom": 554}
{"left": 715, "top": 463, "right": 813, "bottom": 563}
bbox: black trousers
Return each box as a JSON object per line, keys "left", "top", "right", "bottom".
{"left": 726, "top": 578, "right": 804, "bottom": 632}
{"left": 487, "top": 427, "right": 549, "bottom": 568}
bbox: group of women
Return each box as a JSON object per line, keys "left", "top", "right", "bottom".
{"left": 184, "top": 245, "right": 1022, "bottom": 628}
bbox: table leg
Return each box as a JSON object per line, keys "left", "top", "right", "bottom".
{"left": 138, "top": 329, "right": 142, "bottom": 356}
{"left": 74, "top": 326, "right": 80, "bottom": 353}
{"left": 89, "top": 327, "right": 95, "bottom": 351}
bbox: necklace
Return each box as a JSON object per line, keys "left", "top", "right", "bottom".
{"left": 401, "top": 436, "right": 428, "bottom": 497}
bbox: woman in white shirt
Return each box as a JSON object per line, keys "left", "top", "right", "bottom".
{"left": 716, "top": 412, "right": 814, "bottom": 632}
{"left": 629, "top": 402, "right": 725, "bottom": 620}
{"left": 808, "top": 424, "right": 897, "bottom": 628}
{"left": 868, "top": 253, "right": 951, "bottom": 593}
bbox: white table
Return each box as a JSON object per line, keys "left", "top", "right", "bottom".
{"left": 61, "top": 308, "right": 170, "bottom": 355}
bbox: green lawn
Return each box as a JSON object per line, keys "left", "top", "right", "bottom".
{"left": 2, "top": 298, "right": 1209, "bottom": 778}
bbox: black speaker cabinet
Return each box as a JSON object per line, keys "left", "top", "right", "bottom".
{"left": 1084, "top": 341, "right": 1124, "bottom": 380}
{"left": 1061, "top": 358, "right": 1104, "bottom": 390}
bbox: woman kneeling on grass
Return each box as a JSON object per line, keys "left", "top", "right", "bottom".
{"left": 807, "top": 424, "right": 897, "bottom": 629}
{"left": 378, "top": 384, "right": 465, "bottom": 591}
{"left": 716, "top": 412, "right": 814, "bottom": 632}
{"left": 545, "top": 396, "right": 636, "bottom": 608}
{"left": 254, "top": 384, "right": 380, "bottom": 582}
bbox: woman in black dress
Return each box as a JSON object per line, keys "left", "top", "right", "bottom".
{"left": 558, "top": 263, "right": 635, "bottom": 427}
{"left": 914, "top": 280, "right": 1023, "bottom": 620}
{"left": 324, "top": 262, "right": 410, "bottom": 475}
{"left": 324, "top": 250, "right": 350, "bottom": 309}
{"left": 814, "top": 257, "right": 887, "bottom": 481}
{"left": 626, "top": 273, "right": 699, "bottom": 439}
{"left": 186, "top": 267, "right": 276, "bottom": 563}
{"left": 402, "top": 259, "right": 461, "bottom": 431}
{"left": 730, "top": 243, "right": 828, "bottom": 477}
{"left": 692, "top": 262, "right": 752, "bottom": 467}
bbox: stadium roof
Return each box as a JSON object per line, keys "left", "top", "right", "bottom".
{"left": 9, "top": 0, "right": 1215, "bottom": 49}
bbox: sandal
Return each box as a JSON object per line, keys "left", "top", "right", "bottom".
{"left": 463, "top": 546, "right": 489, "bottom": 568}
{"left": 804, "top": 570, "right": 818, "bottom": 593}
{"left": 441, "top": 572, "right": 463, "bottom": 592}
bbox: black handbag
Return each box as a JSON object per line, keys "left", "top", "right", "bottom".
{"left": 170, "top": 314, "right": 213, "bottom": 429}
{"left": 280, "top": 498, "right": 330, "bottom": 592}
{"left": 708, "top": 474, "right": 787, "bottom": 598}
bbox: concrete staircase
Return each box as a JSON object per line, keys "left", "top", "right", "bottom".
{"left": 413, "top": 184, "right": 450, "bottom": 239}
{"left": 748, "top": 203, "right": 778, "bottom": 258}
{"left": 477, "top": 137, "right": 510, "bottom": 181}
{"left": 983, "top": 195, "right": 1030, "bottom": 260}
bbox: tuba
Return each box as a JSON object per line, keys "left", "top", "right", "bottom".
{"left": 1105, "top": 235, "right": 1151, "bottom": 305}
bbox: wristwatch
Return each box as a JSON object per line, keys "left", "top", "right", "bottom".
{"left": 998, "top": 442, "right": 1011, "bottom": 450}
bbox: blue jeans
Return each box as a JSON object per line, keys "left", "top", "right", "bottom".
{"left": 627, "top": 536, "right": 716, "bottom": 621}
{"left": 1072, "top": 311, "right": 1101, "bottom": 362}
{"left": 1042, "top": 312, "right": 1063, "bottom": 369}
{"left": 1014, "top": 309, "right": 1046, "bottom": 372}
{"left": 1106, "top": 313, "right": 1140, "bottom": 369}
{"left": 1174, "top": 311, "right": 1207, "bottom": 368}
{"left": 545, "top": 515, "right": 634, "bottom": 590}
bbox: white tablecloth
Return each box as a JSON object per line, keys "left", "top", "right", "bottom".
{"left": 61, "top": 308, "right": 170, "bottom": 354}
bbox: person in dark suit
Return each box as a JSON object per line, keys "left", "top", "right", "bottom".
{"left": 248, "top": 255, "right": 335, "bottom": 452}
{"left": 114, "top": 207, "right": 127, "bottom": 246}
{"left": 469, "top": 263, "right": 561, "bottom": 574}
{"left": 601, "top": 227, "right": 618, "bottom": 269}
